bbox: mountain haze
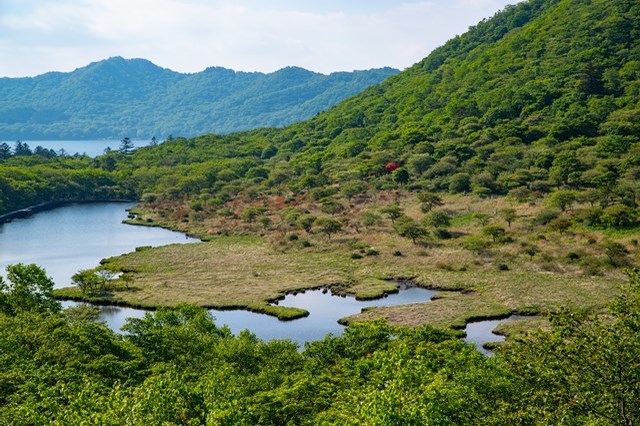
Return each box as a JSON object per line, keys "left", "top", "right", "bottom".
{"left": 0, "top": 58, "right": 398, "bottom": 140}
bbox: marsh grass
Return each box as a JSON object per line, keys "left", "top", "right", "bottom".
{"left": 56, "top": 191, "right": 635, "bottom": 330}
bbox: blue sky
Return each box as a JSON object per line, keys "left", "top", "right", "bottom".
{"left": 0, "top": 0, "right": 517, "bottom": 77}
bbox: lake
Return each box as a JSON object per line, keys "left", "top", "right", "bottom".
{"left": 0, "top": 202, "right": 198, "bottom": 288}
{"left": 18, "top": 139, "right": 151, "bottom": 157}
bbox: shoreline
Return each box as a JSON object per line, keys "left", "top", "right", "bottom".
{"left": 0, "top": 199, "right": 137, "bottom": 224}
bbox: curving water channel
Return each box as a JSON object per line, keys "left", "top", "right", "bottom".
{"left": 464, "top": 315, "right": 526, "bottom": 355}
{"left": 2, "top": 202, "right": 517, "bottom": 349}
{"left": 64, "top": 285, "right": 437, "bottom": 346}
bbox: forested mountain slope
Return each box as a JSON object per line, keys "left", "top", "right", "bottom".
{"left": 88, "top": 0, "right": 637, "bottom": 205}
{"left": 0, "top": 57, "right": 398, "bottom": 139}
{"left": 1, "top": 0, "right": 638, "bottom": 218}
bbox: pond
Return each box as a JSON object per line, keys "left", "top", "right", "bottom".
{"left": 63, "top": 284, "right": 437, "bottom": 346}
{"left": 0, "top": 202, "right": 198, "bottom": 288}
{"left": 464, "top": 315, "right": 526, "bottom": 355}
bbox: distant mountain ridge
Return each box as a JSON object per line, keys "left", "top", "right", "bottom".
{"left": 0, "top": 57, "right": 399, "bottom": 140}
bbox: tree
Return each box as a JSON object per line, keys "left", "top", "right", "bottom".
{"left": 499, "top": 208, "right": 517, "bottom": 228}
{"left": 361, "top": 211, "right": 382, "bottom": 229}
{"left": 297, "top": 214, "right": 317, "bottom": 233}
{"left": 149, "top": 136, "right": 158, "bottom": 146}
{"left": 602, "top": 241, "right": 628, "bottom": 266}
{"left": 13, "top": 140, "right": 32, "bottom": 156}
{"left": 549, "top": 151, "right": 582, "bottom": 186}
{"left": 320, "top": 199, "right": 345, "bottom": 216}
{"left": 601, "top": 204, "right": 636, "bottom": 229}
{"left": 548, "top": 217, "right": 572, "bottom": 235}
{"left": 521, "top": 244, "right": 539, "bottom": 260}
{"left": 423, "top": 210, "right": 451, "bottom": 229}
{"left": 0, "top": 142, "right": 12, "bottom": 159}
{"left": 501, "top": 270, "right": 640, "bottom": 425}
{"left": 548, "top": 190, "right": 576, "bottom": 212}
{"left": 380, "top": 205, "right": 404, "bottom": 223}
{"left": 119, "top": 137, "right": 135, "bottom": 154}
{"left": 473, "top": 213, "right": 492, "bottom": 226}
{"left": 448, "top": 173, "right": 471, "bottom": 193}
{"left": 392, "top": 168, "right": 410, "bottom": 186}
{"left": 482, "top": 224, "right": 506, "bottom": 242}
{"left": 241, "top": 207, "right": 261, "bottom": 223}
{"left": 417, "top": 192, "right": 444, "bottom": 213}
{"left": 394, "top": 216, "right": 428, "bottom": 244}
{"left": 0, "top": 263, "right": 60, "bottom": 315}
{"left": 315, "top": 218, "right": 342, "bottom": 239}
{"left": 72, "top": 269, "right": 103, "bottom": 294}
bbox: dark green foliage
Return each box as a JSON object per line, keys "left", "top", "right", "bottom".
{"left": 1, "top": 264, "right": 640, "bottom": 424}
{"left": 1, "top": 0, "right": 639, "bottom": 223}
{"left": 500, "top": 269, "right": 640, "bottom": 425}
{"left": 0, "top": 58, "right": 399, "bottom": 139}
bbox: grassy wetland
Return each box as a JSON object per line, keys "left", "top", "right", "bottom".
{"left": 56, "top": 190, "right": 634, "bottom": 330}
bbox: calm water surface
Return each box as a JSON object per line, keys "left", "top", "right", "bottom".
{"left": 0, "top": 202, "right": 198, "bottom": 288}
{"left": 465, "top": 315, "right": 525, "bottom": 355}
{"left": 21, "top": 139, "right": 152, "bottom": 157}
{"left": 64, "top": 286, "right": 437, "bottom": 346}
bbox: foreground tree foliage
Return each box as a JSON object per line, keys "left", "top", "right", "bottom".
{"left": 0, "top": 264, "right": 638, "bottom": 425}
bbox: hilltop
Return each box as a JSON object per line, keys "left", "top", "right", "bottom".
{"left": 0, "top": 57, "right": 398, "bottom": 139}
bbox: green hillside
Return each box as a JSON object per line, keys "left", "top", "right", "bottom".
{"left": 2, "top": 0, "right": 640, "bottom": 424}
{"left": 72, "top": 0, "right": 636, "bottom": 208}
{"left": 0, "top": 58, "right": 398, "bottom": 139}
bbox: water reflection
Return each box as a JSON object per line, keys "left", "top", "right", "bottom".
{"left": 0, "top": 202, "right": 198, "bottom": 288}
{"left": 464, "top": 315, "right": 525, "bottom": 355}
{"left": 63, "top": 285, "right": 436, "bottom": 345}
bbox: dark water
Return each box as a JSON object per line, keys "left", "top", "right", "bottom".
{"left": 464, "top": 315, "right": 525, "bottom": 355}
{"left": 63, "top": 286, "right": 437, "bottom": 346}
{"left": 0, "top": 202, "right": 198, "bottom": 288}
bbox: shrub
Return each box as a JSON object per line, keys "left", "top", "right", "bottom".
{"left": 566, "top": 252, "right": 581, "bottom": 262}
{"left": 577, "top": 206, "right": 603, "bottom": 226}
{"left": 535, "top": 208, "right": 561, "bottom": 225}
{"left": 448, "top": 173, "right": 471, "bottom": 193}
{"left": 601, "top": 204, "right": 637, "bottom": 229}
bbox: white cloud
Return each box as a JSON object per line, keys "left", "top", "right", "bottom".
{"left": 0, "top": 0, "right": 516, "bottom": 77}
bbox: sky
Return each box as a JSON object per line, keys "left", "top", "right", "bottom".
{"left": 0, "top": 0, "right": 517, "bottom": 78}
